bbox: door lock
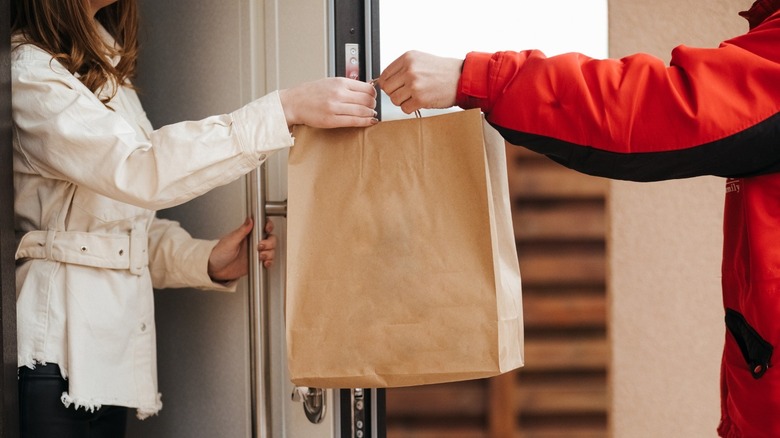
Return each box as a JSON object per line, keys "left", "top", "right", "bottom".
{"left": 345, "top": 43, "right": 360, "bottom": 80}
{"left": 292, "top": 386, "right": 327, "bottom": 424}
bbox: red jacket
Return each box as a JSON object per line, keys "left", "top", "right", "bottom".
{"left": 456, "top": 4, "right": 780, "bottom": 437}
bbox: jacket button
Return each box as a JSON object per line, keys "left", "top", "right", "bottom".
{"left": 140, "top": 323, "right": 147, "bottom": 332}
{"left": 80, "top": 246, "right": 88, "bottom": 253}
{"left": 754, "top": 365, "right": 764, "bottom": 374}
{"left": 119, "top": 249, "right": 124, "bottom": 256}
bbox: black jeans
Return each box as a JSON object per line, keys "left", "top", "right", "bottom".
{"left": 18, "top": 363, "right": 128, "bottom": 438}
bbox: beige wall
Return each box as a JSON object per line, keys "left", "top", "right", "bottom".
{"left": 608, "top": 1, "right": 753, "bottom": 436}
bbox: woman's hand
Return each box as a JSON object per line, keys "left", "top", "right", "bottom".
{"left": 279, "top": 77, "right": 378, "bottom": 128}
{"left": 208, "top": 218, "right": 277, "bottom": 282}
{"left": 377, "top": 51, "right": 463, "bottom": 114}
{"left": 257, "top": 220, "right": 277, "bottom": 269}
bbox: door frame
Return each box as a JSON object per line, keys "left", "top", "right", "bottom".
{"left": 1, "top": 0, "right": 20, "bottom": 434}
{"left": 329, "top": 0, "right": 385, "bottom": 436}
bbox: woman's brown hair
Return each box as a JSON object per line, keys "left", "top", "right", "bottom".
{"left": 11, "top": 0, "right": 139, "bottom": 104}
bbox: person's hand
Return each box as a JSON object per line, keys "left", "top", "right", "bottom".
{"left": 279, "top": 77, "right": 378, "bottom": 128}
{"left": 208, "top": 218, "right": 277, "bottom": 282}
{"left": 257, "top": 220, "right": 277, "bottom": 269}
{"left": 377, "top": 51, "right": 463, "bottom": 114}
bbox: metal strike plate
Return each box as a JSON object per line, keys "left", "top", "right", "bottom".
{"left": 345, "top": 43, "right": 360, "bottom": 80}
{"left": 352, "top": 388, "right": 367, "bottom": 437}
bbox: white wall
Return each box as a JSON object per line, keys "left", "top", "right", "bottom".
{"left": 608, "top": 1, "right": 753, "bottom": 436}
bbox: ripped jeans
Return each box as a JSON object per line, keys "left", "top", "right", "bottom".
{"left": 18, "top": 363, "right": 128, "bottom": 438}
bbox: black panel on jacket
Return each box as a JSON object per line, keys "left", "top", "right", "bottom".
{"left": 492, "top": 111, "right": 780, "bottom": 182}
{"left": 725, "top": 308, "right": 773, "bottom": 379}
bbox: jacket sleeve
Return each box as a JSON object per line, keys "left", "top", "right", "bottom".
{"left": 146, "top": 217, "right": 236, "bottom": 291}
{"left": 11, "top": 45, "right": 293, "bottom": 210}
{"left": 456, "top": 12, "right": 780, "bottom": 181}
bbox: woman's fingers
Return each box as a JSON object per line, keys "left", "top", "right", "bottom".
{"left": 280, "top": 77, "right": 378, "bottom": 128}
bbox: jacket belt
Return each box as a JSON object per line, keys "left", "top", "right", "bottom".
{"left": 15, "top": 229, "right": 148, "bottom": 276}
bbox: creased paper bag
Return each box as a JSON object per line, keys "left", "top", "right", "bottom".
{"left": 286, "top": 108, "right": 523, "bottom": 388}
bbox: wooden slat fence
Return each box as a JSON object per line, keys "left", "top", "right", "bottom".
{"left": 386, "top": 144, "right": 610, "bottom": 438}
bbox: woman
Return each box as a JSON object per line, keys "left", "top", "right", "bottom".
{"left": 11, "top": 0, "right": 378, "bottom": 436}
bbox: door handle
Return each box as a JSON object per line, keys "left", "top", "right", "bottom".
{"left": 263, "top": 197, "right": 329, "bottom": 425}
{"left": 249, "top": 165, "right": 329, "bottom": 432}
{"left": 248, "top": 165, "right": 289, "bottom": 437}
{"left": 292, "top": 386, "right": 327, "bottom": 424}
{"left": 265, "top": 199, "right": 287, "bottom": 218}
{"left": 259, "top": 186, "right": 329, "bottom": 426}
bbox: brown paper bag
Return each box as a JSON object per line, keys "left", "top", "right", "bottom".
{"left": 286, "top": 108, "right": 523, "bottom": 388}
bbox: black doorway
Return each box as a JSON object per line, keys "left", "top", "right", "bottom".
{"left": 1, "top": 0, "right": 20, "bottom": 435}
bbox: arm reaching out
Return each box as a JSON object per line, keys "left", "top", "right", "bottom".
{"left": 377, "top": 51, "right": 463, "bottom": 114}
{"left": 280, "top": 77, "right": 378, "bottom": 128}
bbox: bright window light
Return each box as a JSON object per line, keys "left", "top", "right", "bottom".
{"left": 379, "top": 0, "right": 609, "bottom": 118}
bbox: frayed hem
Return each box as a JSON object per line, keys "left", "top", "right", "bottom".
{"left": 60, "top": 391, "right": 163, "bottom": 420}
{"left": 135, "top": 393, "right": 163, "bottom": 420}
{"left": 18, "top": 353, "right": 38, "bottom": 370}
{"left": 18, "top": 354, "right": 69, "bottom": 379}
{"left": 135, "top": 409, "right": 158, "bottom": 420}
{"left": 60, "top": 392, "right": 101, "bottom": 413}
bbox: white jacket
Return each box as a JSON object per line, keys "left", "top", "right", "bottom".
{"left": 11, "top": 30, "right": 293, "bottom": 418}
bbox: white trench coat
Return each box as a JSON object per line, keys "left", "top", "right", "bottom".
{"left": 11, "top": 29, "right": 293, "bottom": 418}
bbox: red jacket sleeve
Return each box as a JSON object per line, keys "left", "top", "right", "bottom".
{"left": 456, "top": 11, "right": 780, "bottom": 181}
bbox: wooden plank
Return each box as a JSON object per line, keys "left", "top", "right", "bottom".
{"left": 387, "top": 426, "right": 487, "bottom": 438}
{"left": 516, "top": 375, "right": 608, "bottom": 415}
{"left": 522, "top": 337, "right": 609, "bottom": 371}
{"left": 522, "top": 293, "right": 606, "bottom": 329}
{"left": 517, "top": 425, "right": 606, "bottom": 438}
{"left": 505, "top": 144, "right": 552, "bottom": 162}
{"left": 489, "top": 372, "right": 517, "bottom": 438}
{"left": 388, "top": 414, "right": 607, "bottom": 437}
{"left": 517, "top": 251, "right": 605, "bottom": 286}
{"left": 386, "top": 381, "right": 487, "bottom": 418}
{"left": 507, "top": 164, "right": 608, "bottom": 200}
{"left": 513, "top": 203, "right": 605, "bottom": 241}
